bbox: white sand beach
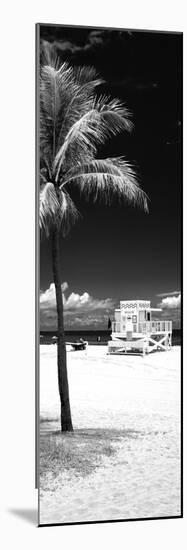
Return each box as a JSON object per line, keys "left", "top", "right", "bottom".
{"left": 39, "top": 345, "right": 181, "bottom": 525}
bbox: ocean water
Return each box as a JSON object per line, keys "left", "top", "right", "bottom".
{"left": 40, "top": 329, "right": 181, "bottom": 346}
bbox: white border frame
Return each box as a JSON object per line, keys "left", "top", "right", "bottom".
{"left": 1, "top": 0, "right": 186, "bottom": 548}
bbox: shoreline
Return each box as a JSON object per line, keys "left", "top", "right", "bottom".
{"left": 40, "top": 330, "right": 182, "bottom": 347}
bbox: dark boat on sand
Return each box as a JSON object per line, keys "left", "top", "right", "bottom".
{"left": 66, "top": 339, "right": 88, "bottom": 351}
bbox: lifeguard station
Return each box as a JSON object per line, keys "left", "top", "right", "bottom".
{"left": 108, "top": 300, "right": 172, "bottom": 355}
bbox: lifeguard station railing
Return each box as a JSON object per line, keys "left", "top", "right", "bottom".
{"left": 112, "top": 320, "right": 172, "bottom": 334}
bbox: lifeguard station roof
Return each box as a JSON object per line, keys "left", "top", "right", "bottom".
{"left": 118, "top": 300, "right": 162, "bottom": 312}
{"left": 120, "top": 300, "right": 150, "bottom": 308}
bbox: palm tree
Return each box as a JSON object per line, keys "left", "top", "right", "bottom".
{"left": 39, "top": 55, "right": 148, "bottom": 432}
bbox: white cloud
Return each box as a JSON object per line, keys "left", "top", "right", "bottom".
{"left": 40, "top": 282, "right": 115, "bottom": 329}
{"left": 40, "top": 282, "right": 68, "bottom": 307}
{"left": 64, "top": 291, "right": 90, "bottom": 310}
{"left": 157, "top": 293, "right": 181, "bottom": 310}
{"left": 64, "top": 292, "right": 114, "bottom": 312}
{"left": 156, "top": 290, "right": 180, "bottom": 297}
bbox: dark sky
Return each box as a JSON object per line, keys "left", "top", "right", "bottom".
{"left": 39, "top": 26, "right": 182, "bottom": 330}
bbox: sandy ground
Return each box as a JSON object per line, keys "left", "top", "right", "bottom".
{"left": 39, "top": 345, "right": 181, "bottom": 524}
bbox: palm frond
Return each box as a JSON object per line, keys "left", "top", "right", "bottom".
{"left": 56, "top": 65, "right": 103, "bottom": 150}
{"left": 40, "top": 59, "right": 133, "bottom": 183}
{"left": 40, "top": 63, "right": 74, "bottom": 158}
{"left": 40, "top": 167, "right": 48, "bottom": 184}
{"left": 62, "top": 158, "right": 149, "bottom": 212}
{"left": 40, "top": 157, "right": 53, "bottom": 181}
{"left": 40, "top": 58, "right": 149, "bottom": 237}
{"left": 39, "top": 182, "right": 61, "bottom": 235}
{"left": 54, "top": 109, "right": 100, "bottom": 179}
{"left": 53, "top": 95, "right": 134, "bottom": 181}
{"left": 39, "top": 182, "right": 79, "bottom": 236}
{"left": 94, "top": 95, "right": 133, "bottom": 134}
{"left": 72, "top": 65, "right": 104, "bottom": 87}
{"left": 60, "top": 190, "right": 80, "bottom": 235}
{"left": 40, "top": 62, "right": 98, "bottom": 166}
{"left": 40, "top": 40, "right": 59, "bottom": 70}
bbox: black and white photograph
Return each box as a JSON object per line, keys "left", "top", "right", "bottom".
{"left": 37, "top": 24, "right": 182, "bottom": 526}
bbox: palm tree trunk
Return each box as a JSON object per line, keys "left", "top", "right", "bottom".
{"left": 52, "top": 227, "right": 73, "bottom": 432}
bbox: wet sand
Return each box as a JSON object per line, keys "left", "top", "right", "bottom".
{"left": 39, "top": 345, "right": 181, "bottom": 524}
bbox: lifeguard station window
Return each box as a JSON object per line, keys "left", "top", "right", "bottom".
{"left": 147, "top": 312, "right": 151, "bottom": 321}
